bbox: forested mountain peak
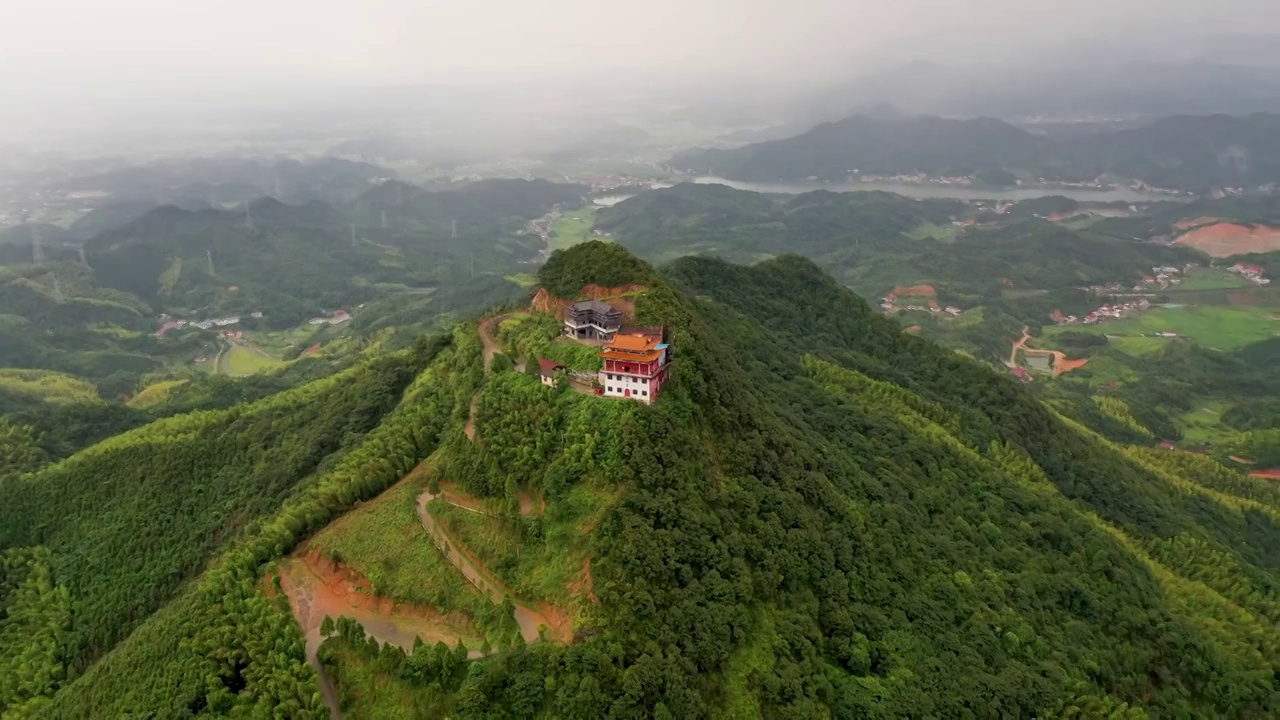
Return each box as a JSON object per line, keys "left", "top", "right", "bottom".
{"left": 1, "top": 242, "right": 1277, "bottom": 717}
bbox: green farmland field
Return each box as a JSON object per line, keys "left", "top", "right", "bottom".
{"left": 1046, "top": 305, "right": 1278, "bottom": 350}
{"left": 549, "top": 207, "right": 597, "bottom": 250}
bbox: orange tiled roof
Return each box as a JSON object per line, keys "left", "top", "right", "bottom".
{"left": 606, "top": 334, "right": 659, "bottom": 352}
{"left": 600, "top": 349, "right": 665, "bottom": 363}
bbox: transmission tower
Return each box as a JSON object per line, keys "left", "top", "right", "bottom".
{"left": 78, "top": 246, "right": 87, "bottom": 266}
{"left": 244, "top": 201, "right": 253, "bottom": 229}
{"left": 350, "top": 224, "right": 358, "bottom": 248}
{"left": 51, "top": 276, "right": 64, "bottom": 303}
{"left": 451, "top": 219, "right": 458, "bottom": 239}
{"left": 207, "top": 248, "right": 215, "bottom": 276}
{"left": 31, "top": 228, "right": 43, "bottom": 263}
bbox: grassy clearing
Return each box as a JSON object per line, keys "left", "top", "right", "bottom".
{"left": 1068, "top": 355, "right": 1141, "bottom": 387}
{"left": 1061, "top": 215, "right": 1104, "bottom": 230}
{"left": 307, "top": 463, "right": 492, "bottom": 621}
{"left": 1178, "top": 400, "right": 1241, "bottom": 448}
{"left": 127, "top": 379, "right": 189, "bottom": 409}
{"left": 1178, "top": 268, "right": 1255, "bottom": 292}
{"left": 329, "top": 648, "right": 449, "bottom": 719}
{"left": 1048, "top": 305, "right": 1277, "bottom": 350}
{"left": 1104, "top": 335, "right": 1172, "bottom": 357}
{"left": 222, "top": 345, "right": 286, "bottom": 376}
{"left": 89, "top": 323, "right": 147, "bottom": 340}
{"left": 904, "top": 222, "right": 959, "bottom": 242}
{"left": 503, "top": 272, "right": 538, "bottom": 288}
{"left": 430, "top": 481, "right": 608, "bottom": 624}
{"left": 549, "top": 206, "right": 597, "bottom": 250}
{"left": 717, "top": 608, "right": 779, "bottom": 720}
{"left": 248, "top": 326, "right": 320, "bottom": 356}
{"left": 0, "top": 368, "right": 100, "bottom": 403}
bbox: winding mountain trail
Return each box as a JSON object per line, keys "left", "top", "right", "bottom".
{"left": 1008, "top": 326, "right": 1031, "bottom": 367}
{"left": 464, "top": 313, "right": 511, "bottom": 441}
{"left": 415, "top": 487, "right": 566, "bottom": 643}
{"left": 1009, "top": 325, "right": 1087, "bottom": 377}
{"left": 435, "top": 481, "right": 542, "bottom": 518}
{"left": 280, "top": 311, "right": 565, "bottom": 719}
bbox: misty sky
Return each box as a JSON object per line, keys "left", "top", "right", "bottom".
{"left": 3, "top": 0, "right": 1278, "bottom": 148}
{"left": 4, "top": 0, "right": 1275, "bottom": 92}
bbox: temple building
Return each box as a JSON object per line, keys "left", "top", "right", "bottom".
{"left": 563, "top": 300, "right": 621, "bottom": 342}
{"left": 598, "top": 328, "right": 671, "bottom": 404}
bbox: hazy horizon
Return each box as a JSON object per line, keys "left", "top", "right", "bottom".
{"left": 4, "top": 1, "right": 1280, "bottom": 148}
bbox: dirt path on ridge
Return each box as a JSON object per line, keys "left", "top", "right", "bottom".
{"left": 1008, "top": 327, "right": 1031, "bottom": 367}
{"left": 437, "top": 481, "right": 541, "bottom": 518}
{"left": 464, "top": 313, "right": 512, "bottom": 442}
{"left": 416, "top": 486, "right": 569, "bottom": 643}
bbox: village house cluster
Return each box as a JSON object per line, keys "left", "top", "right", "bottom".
{"left": 1228, "top": 262, "right": 1270, "bottom": 285}
{"left": 155, "top": 311, "right": 264, "bottom": 338}
{"left": 878, "top": 293, "right": 962, "bottom": 317}
{"left": 1052, "top": 297, "right": 1152, "bottom": 326}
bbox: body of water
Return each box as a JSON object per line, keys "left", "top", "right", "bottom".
{"left": 689, "top": 176, "right": 1188, "bottom": 203}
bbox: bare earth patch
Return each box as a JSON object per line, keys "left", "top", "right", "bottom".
{"left": 1175, "top": 222, "right": 1280, "bottom": 257}
{"left": 891, "top": 284, "right": 938, "bottom": 299}
{"left": 279, "top": 551, "right": 480, "bottom": 652}
{"left": 566, "top": 557, "right": 599, "bottom": 605}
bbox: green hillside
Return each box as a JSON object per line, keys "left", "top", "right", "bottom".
{"left": 4, "top": 242, "right": 1275, "bottom": 717}
{"left": 673, "top": 112, "right": 1280, "bottom": 192}
{"left": 596, "top": 184, "right": 1199, "bottom": 360}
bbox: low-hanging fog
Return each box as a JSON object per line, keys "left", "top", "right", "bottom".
{"left": 3, "top": 0, "right": 1280, "bottom": 151}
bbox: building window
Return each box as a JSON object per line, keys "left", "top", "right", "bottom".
{"left": 641, "top": 391, "right": 647, "bottom": 396}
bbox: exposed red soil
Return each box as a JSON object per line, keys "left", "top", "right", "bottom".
{"left": 296, "top": 551, "right": 469, "bottom": 624}
{"left": 1010, "top": 327, "right": 1087, "bottom": 377}
{"left": 1175, "top": 222, "right": 1280, "bottom": 257}
{"left": 516, "top": 486, "right": 545, "bottom": 517}
{"left": 904, "top": 325, "right": 922, "bottom": 334}
{"left": 530, "top": 284, "right": 646, "bottom": 321}
{"left": 891, "top": 284, "right": 938, "bottom": 299}
{"left": 538, "top": 603, "right": 574, "bottom": 642}
{"left": 1249, "top": 469, "right": 1280, "bottom": 480}
{"left": 1053, "top": 355, "right": 1089, "bottom": 375}
{"left": 277, "top": 551, "right": 479, "bottom": 652}
{"left": 566, "top": 557, "right": 599, "bottom": 605}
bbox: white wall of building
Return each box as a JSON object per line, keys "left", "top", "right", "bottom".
{"left": 598, "top": 369, "right": 658, "bottom": 403}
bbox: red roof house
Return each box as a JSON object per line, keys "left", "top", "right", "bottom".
{"left": 537, "top": 358, "right": 565, "bottom": 387}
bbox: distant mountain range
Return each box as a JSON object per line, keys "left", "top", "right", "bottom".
{"left": 75, "top": 178, "right": 585, "bottom": 327}
{"left": 673, "top": 112, "right": 1280, "bottom": 193}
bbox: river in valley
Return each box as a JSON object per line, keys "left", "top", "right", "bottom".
{"left": 592, "top": 177, "right": 1189, "bottom": 205}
